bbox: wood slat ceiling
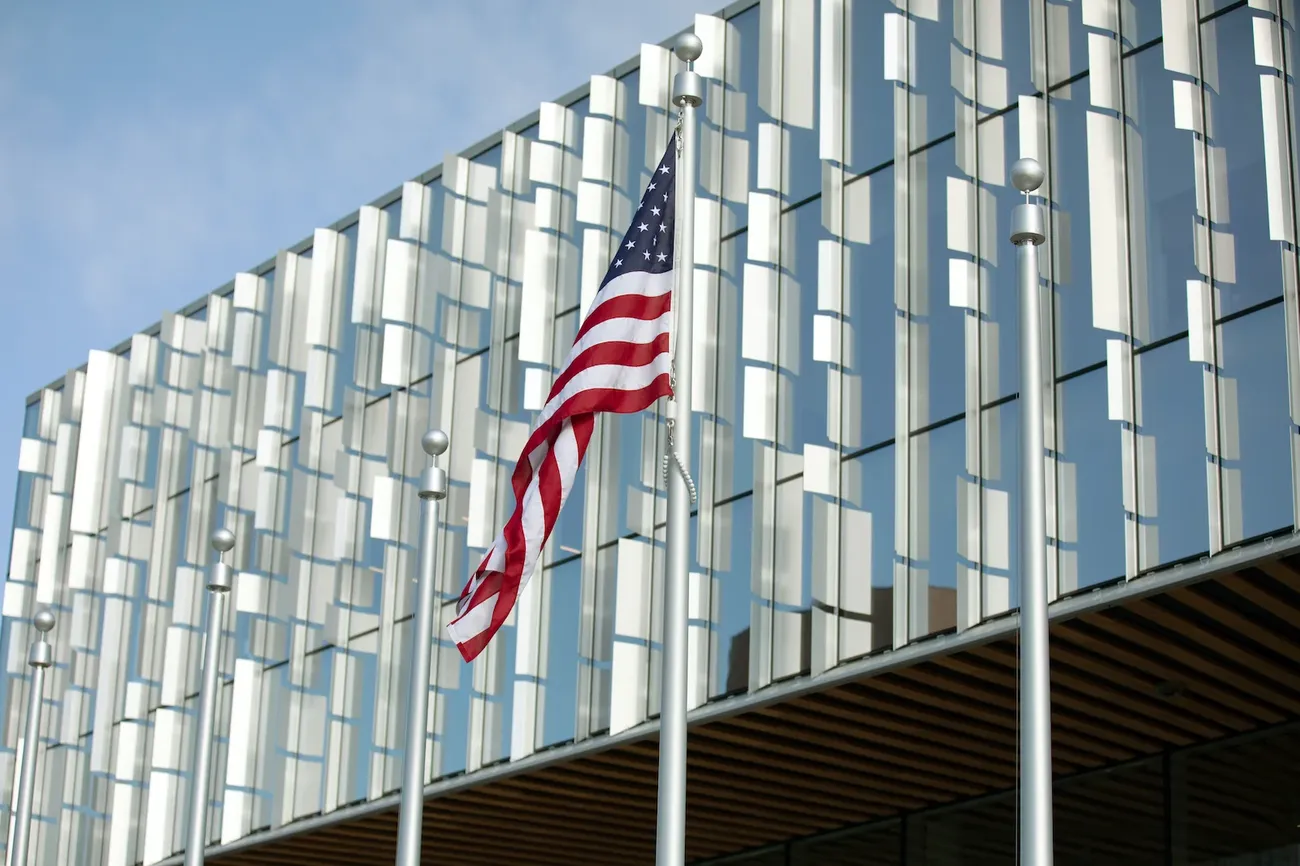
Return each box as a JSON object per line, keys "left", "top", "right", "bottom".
{"left": 202, "top": 553, "right": 1300, "bottom": 866}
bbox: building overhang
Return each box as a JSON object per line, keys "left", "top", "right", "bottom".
{"left": 158, "top": 531, "right": 1300, "bottom": 865}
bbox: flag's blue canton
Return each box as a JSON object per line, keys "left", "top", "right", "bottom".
{"left": 598, "top": 135, "right": 677, "bottom": 291}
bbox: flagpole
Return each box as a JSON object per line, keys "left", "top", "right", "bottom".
{"left": 658, "top": 31, "right": 703, "bottom": 866}
{"left": 395, "top": 429, "right": 448, "bottom": 866}
{"left": 1010, "top": 157, "right": 1054, "bottom": 866}
{"left": 185, "top": 528, "right": 235, "bottom": 866}
{"left": 9, "top": 608, "right": 55, "bottom": 866}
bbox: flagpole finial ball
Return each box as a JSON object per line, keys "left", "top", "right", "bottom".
{"left": 1010, "top": 158, "right": 1045, "bottom": 193}
{"left": 422, "top": 429, "right": 449, "bottom": 458}
{"left": 33, "top": 609, "right": 55, "bottom": 634}
{"left": 674, "top": 33, "right": 703, "bottom": 63}
{"left": 211, "top": 528, "right": 236, "bottom": 554}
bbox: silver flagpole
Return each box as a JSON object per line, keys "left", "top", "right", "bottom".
{"left": 395, "top": 429, "right": 448, "bottom": 866}
{"left": 185, "top": 528, "right": 235, "bottom": 866}
{"left": 9, "top": 608, "right": 55, "bottom": 866}
{"left": 1010, "top": 157, "right": 1054, "bottom": 866}
{"left": 658, "top": 31, "right": 703, "bottom": 866}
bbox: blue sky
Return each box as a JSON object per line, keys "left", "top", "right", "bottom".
{"left": 0, "top": 0, "right": 703, "bottom": 581}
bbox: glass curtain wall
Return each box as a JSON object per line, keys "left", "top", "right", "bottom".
{"left": 0, "top": 0, "right": 1297, "bottom": 863}
{"left": 698, "top": 722, "right": 1300, "bottom": 866}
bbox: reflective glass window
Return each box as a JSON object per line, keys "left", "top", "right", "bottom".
{"left": 1054, "top": 756, "right": 1165, "bottom": 865}
{"left": 791, "top": 818, "right": 901, "bottom": 865}
{"left": 1175, "top": 725, "right": 1300, "bottom": 861}
{"left": 911, "top": 0, "right": 958, "bottom": 147}
{"left": 724, "top": 6, "right": 761, "bottom": 231}
{"left": 1046, "top": 0, "right": 1094, "bottom": 87}
{"left": 906, "top": 790, "right": 1015, "bottom": 863}
{"left": 906, "top": 417, "right": 964, "bottom": 638}
{"left": 1217, "top": 305, "right": 1294, "bottom": 544}
{"left": 980, "top": 399, "right": 1019, "bottom": 615}
{"left": 845, "top": 1, "right": 896, "bottom": 175}
{"left": 844, "top": 166, "right": 895, "bottom": 452}
{"left": 1048, "top": 73, "right": 1109, "bottom": 376}
{"left": 1202, "top": 7, "right": 1287, "bottom": 318}
{"left": 910, "top": 136, "right": 966, "bottom": 430}
{"left": 709, "top": 492, "right": 755, "bottom": 698}
{"left": 766, "top": 0, "right": 821, "bottom": 206}
{"left": 1124, "top": 43, "right": 1196, "bottom": 346}
{"left": 1123, "top": 0, "right": 1166, "bottom": 47}
{"left": 712, "top": 232, "right": 754, "bottom": 500}
{"left": 838, "top": 444, "right": 896, "bottom": 659}
{"left": 1135, "top": 336, "right": 1211, "bottom": 570}
{"left": 1055, "top": 367, "right": 1127, "bottom": 591}
{"left": 783, "top": 200, "right": 832, "bottom": 456}
{"left": 540, "top": 557, "right": 581, "bottom": 748}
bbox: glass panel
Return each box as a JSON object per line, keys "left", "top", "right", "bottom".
{"left": 336, "top": 640, "right": 378, "bottom": 800}
{"left": 907, "top": 418, "right": 964, "bottom": 639}
{"left": 1136, "top": 337, "right": 1210, "bottom": 570}
{"left": 471, "top": 142, "right": 502, "bottom": 172}
{"left": 1123, "top": 0, "right": 1166, "bottom": 47}
{"left": 977, "top": 0, "right": 1034, "bottom": 118}
{"left": 434, "top": 622, "right": 471, "bottom": 779}
{"left": 1055, "top": 756, "right": 1165, "bottom": 865}
{"left": 724, "top": 5, "right": 761, "bottom": 231}
{"left": 1046, "top": 0, "right": 1095, "bottom": 88}
{"left": 1203, "top": 7, "right": 1286, "bottom": 318}
{"left": 22, "top": 400, "right": 40, "bottom": 437}
{"left": 1055, "top": 368, "right": 1126, "bottom": 592}
{"left": 583, "top": 542, "right": 617, "bottom": 734}
{"left": 911, "top": 0, "right": 958, "bottom": 147}
{"left": 378, "top": 617, "right": 411, "bottom": 795}
{"left": 906, "top": 789, "right": 1015, "bottom": 863}
{"left": 837, "top": 445, "right": 895, "bottom": 659}
{"left": 540, "top": 557, "right": 580, "bottom": 748}
{"left": 619, "top": 69, "right": 647, "bottom": 203}
{"left": 1049, "top": 73, "right": 1108, "bottom": 376}
{"left": 710, "top": 492, "right": 755, "bottom": 698}
{"left": 1176, "top": 725, "right": 1300, "bottom": 863}
{"left": 846, "top": 3, "right": 896, "bottom": 175}
{"left": 707, "top": 846, "right": 788, "bottom": 866}
{"left": 769, "top": 477, "right": 811, "bottom": 681}
{"left": 773, "top": 0, "right": 821, "bottom": 205}
{"left": 980, "top": 399, "right": 1018, "bottom": 616}
{"left": 1217, "top": 305, "right": 1294, "bottom": 543}
{"left": 1125, "top": 43, "right": 1196, "bottom": 347}
{"left": 437, "top": 143, "right": 493, "bottom": 357}
{"left": 342, "top": 392, "right": 393, "bottom": 643}
{"left": 647, "top": 514, "right": 700, "bottom": 717}
{"left": 910, "top": 136, "right": 966, "bottom": 429}
{"left": 790, "top": 818, "right": 901, "bottom": 865}
{"left": 328, "top": 222, "right": 358, "bottom": 421}
{"left": 712, "top": 232, "right": 754, "bottom": 500}
{"left": 784, "top": 200, "right": 832, "bottom": 456}
{"left": 844, "top": 167, "right": 895, "bottom": 451}
{"left": 359, "top": 201, "right": 401, "bottom": 405}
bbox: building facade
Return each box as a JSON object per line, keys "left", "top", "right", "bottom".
{"left": 3, "top": 0, "right": 1299, "bottom": 863}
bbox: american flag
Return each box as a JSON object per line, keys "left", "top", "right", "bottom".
{"left": 446, "top": 135, "right": 680, "bottom": 662}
